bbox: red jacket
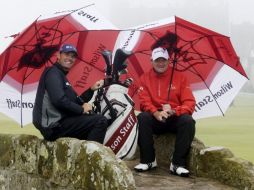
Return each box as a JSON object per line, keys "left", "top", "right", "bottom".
{"left": 138, "top": 66, "right": 196, "bottom": 116}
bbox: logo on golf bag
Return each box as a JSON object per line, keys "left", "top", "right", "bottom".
{"left": 98, "top": 84, "right": 138, "bottom": 160}
{"left": 105, "top": 110, "right": 137, "bottom": 153}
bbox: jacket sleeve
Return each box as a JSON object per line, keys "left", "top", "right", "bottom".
{"left": 79, "top": 88, "right": 94, "bottom": 102}
{"left": 45, "top": 70, "right": 83, "bottom": 114}
{"left": 174, "top": 76, "right": 196, "bottom": 116}
{"left": 138, "top": 76, "right": 158, "bottom": 114}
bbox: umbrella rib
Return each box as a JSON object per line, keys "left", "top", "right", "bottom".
{"left": 177, "top": 35, "right": 222, "bottom": 60}
{"left": 177, "top": 62, "right": 225, "bottom": 116}
{"left": 6, "top": 28, "right": 124, "bottom": 84}
{"left": 175, "top": 21, "right": 224, "bottom": 107}
{"left": 131, "top": 29, "right": 240, "bottom": 76}
{"left": 176, "top": 48, "right": 247, "bottom": 79}
{"left": 178, "top": 34, "right": 246, "bottom": 78}
{"left": 34, "top": 22, "right": 50, "bottom": 66}
{"left": 42, "top": 3, "right": 95, "bottom": 47}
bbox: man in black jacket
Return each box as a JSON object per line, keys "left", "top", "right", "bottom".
{"left": 33, "top": 44, "right": 108, "bottom": 143}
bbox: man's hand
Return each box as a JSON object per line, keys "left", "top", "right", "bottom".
{"left": 82, "top": 103, "right": 92, "bottom": 114}
{"left": 153, "top": 109, "right": 176, "bottom": 122}
{"left": 153, "top": 111, "right": 169, "bottom": 122}
{"left": 91, "top": 80, "right": 104, "bottom": 91}
{"left": 165, "top": 109, "right": 176, "bottom": 117}
{"left": 162, "top": 104, "right": 175, "bottom": 117}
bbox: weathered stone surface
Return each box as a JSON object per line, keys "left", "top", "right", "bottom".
{"left": 1, "top": 133, "right": 254, "bottom": 189}
{"left": 135, "top": 133, "right": 206, "bottom": 173}
{"left": 126, "top": 159, "right": 237, "bottom": 190}
{"left": 0, "top": 134, "right": 136, "bottom": 190}
{"left": 138, "top": 133, "right": 254, "bottom": 190}
{"left": 38, "top": 140, "right": 55, "bottom": 179}
{"left": 153, "top": 134, "right": 176, "bottom": 167}
{"left": 187, "top": 137, "right": 206, "bottom": 175}
{"left": 0, "top": 134, "right": 15, "bottom": 168}
{"left": 13, "top": 134, "right": 39, "bottom": 174}
{"left": 197, "top": 147, "right": 254, "bottom": 190}
{"left": 0, "top": 171, "right": 8, "bottom": 190}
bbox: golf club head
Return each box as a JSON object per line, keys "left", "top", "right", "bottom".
{"left": 123, "top": 77, "right": 133, "bottom": 87}
{"left": 101, "top": 50, "right": 112, "bottom": 76}
{"left": 112, "top": 48, "right": 131, "bottom": 81}
{"left": 119, "top": 68, "right": 128, "bottom": 75}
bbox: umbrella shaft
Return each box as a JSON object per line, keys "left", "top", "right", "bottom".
{"left": 167, "top": 59, "right": 176, "bottom": 101}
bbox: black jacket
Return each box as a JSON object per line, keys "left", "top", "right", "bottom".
{"left": 33, "top": 63, "right": 94, "bottom": 138}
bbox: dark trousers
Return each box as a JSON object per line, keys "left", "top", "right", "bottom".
{"left": 137, "top": 112, "right": 195, "bottom": 166}
{"left": 49, "top": 114, "right": 108, "bottom": 144}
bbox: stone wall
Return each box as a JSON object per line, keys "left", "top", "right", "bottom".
{"left": 149, "top": 134, "right": 254, "bottom": 190}
{"left": 1, "top": 133, "right": 254, "bottom": 190}
{"left": 0, "top": 134, "right": 135, "bottom": 190}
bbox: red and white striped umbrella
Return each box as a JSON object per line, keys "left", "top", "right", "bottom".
{"left": 0, "top": 5, "right": 119, "bottom": 126}
{"left": 114, "top": 16, "right": 248, "bottom": 119}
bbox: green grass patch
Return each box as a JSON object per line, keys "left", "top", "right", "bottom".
{"left": 0, "top": 114, "right": 42, "bottom": 138}
{"left": 196, "top": 93, "right": 254, "bottom": 163}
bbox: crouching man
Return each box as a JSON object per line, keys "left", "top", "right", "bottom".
{"left": 33, "top": 44, "right": 108, "bottom": 143}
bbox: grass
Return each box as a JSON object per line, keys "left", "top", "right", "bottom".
{"left": 0, "top": 115, "right": 42, "bottom": 138}
{"left": 0, "top": 93, "right": 253, "bottom": 163}
{"left": 196, "top": 92, "right": 254, "bottom": 163}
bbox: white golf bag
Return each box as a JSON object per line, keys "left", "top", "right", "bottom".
{"left": 94, "top": 49, "right": 138, "bottom": 160}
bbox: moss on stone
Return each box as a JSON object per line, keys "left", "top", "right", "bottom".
{"left": 38, "top": 140, "right": 54, "bottom": 178}
{"left": 0, "top": 134, "right": 15, "bottom": 167}
{"left": 13, "top": 135, "right": 39, "bottom": 174}
{"left": 0, "top": 134, "right": 136, "bottom": 189}
{"left": 196, "top": 147, "right": 254, "bottom": 190}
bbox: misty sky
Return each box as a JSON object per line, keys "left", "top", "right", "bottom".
{"left": 0, "top": 0, "right": 253, "bottom": 52}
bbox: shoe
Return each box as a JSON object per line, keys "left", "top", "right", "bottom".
{"left": 170, "top": 162, "right": 189, "bottom": 177}
{"left": 134, "top": 159, "right": 157, "bottom": 172}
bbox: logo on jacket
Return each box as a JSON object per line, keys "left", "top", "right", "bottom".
{"left": 65, "top": 82, "right": 71, "bottom": 86}
{"left": 170, "top": 84, "right": 176, "bottom": 90}
{"left": 139, "top": 86, "right": 144, "bottom": 92}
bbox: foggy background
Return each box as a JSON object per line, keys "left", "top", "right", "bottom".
{"left": 0, "top": 0, "right": 253, "bottom": 92}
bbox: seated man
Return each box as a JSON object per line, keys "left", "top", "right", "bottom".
{"left": 134, "top": 47, "right": 196, "bottom": 177}
{"left": 33, "top": 44, "right": 108, "bottom": 143}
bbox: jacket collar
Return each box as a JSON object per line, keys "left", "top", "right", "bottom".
{"left": 55, "top": 62, "right": 69, "bottom": 75}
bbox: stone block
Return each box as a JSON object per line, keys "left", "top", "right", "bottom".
{"left": 196, "top": 146, "right": 254, "bottom": 190}
{"left": 0, "top": 134, "right": 136, "bottom": 190}
{"left": 13, "top": 135, "right": 40, "bottom": 174}
{"left": 0, "top": 134, "right": 15, "bottom": 168}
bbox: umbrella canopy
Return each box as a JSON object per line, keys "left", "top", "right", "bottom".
{"left": 0, "top": 5, "right": 119, "bottom": 126}
{"left": 114, "top": 16, "right": 248, "bottom": 119}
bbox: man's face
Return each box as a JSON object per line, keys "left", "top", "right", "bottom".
{"left": 152, "top": 57, "right": 169, "bottom": 73}
{"left": 57, "top": 52, "right": 77, "bottom": 71}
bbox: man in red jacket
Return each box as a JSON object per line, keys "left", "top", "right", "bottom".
{"left": 134, "top": 47, "right": 196, "bottom": 177}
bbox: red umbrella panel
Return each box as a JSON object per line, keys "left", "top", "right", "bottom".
{"left": 114, "top": 16, "right": 248, "bottom": 119}
{"left": 0, "top": 5, "right": 119, "bottom": 126}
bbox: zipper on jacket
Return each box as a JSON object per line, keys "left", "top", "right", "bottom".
{"left": 46, "top": 109, "right": 49, "bottom": 125}
{"left": 158, "top": 79, "right": 161, "bottom": 97}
